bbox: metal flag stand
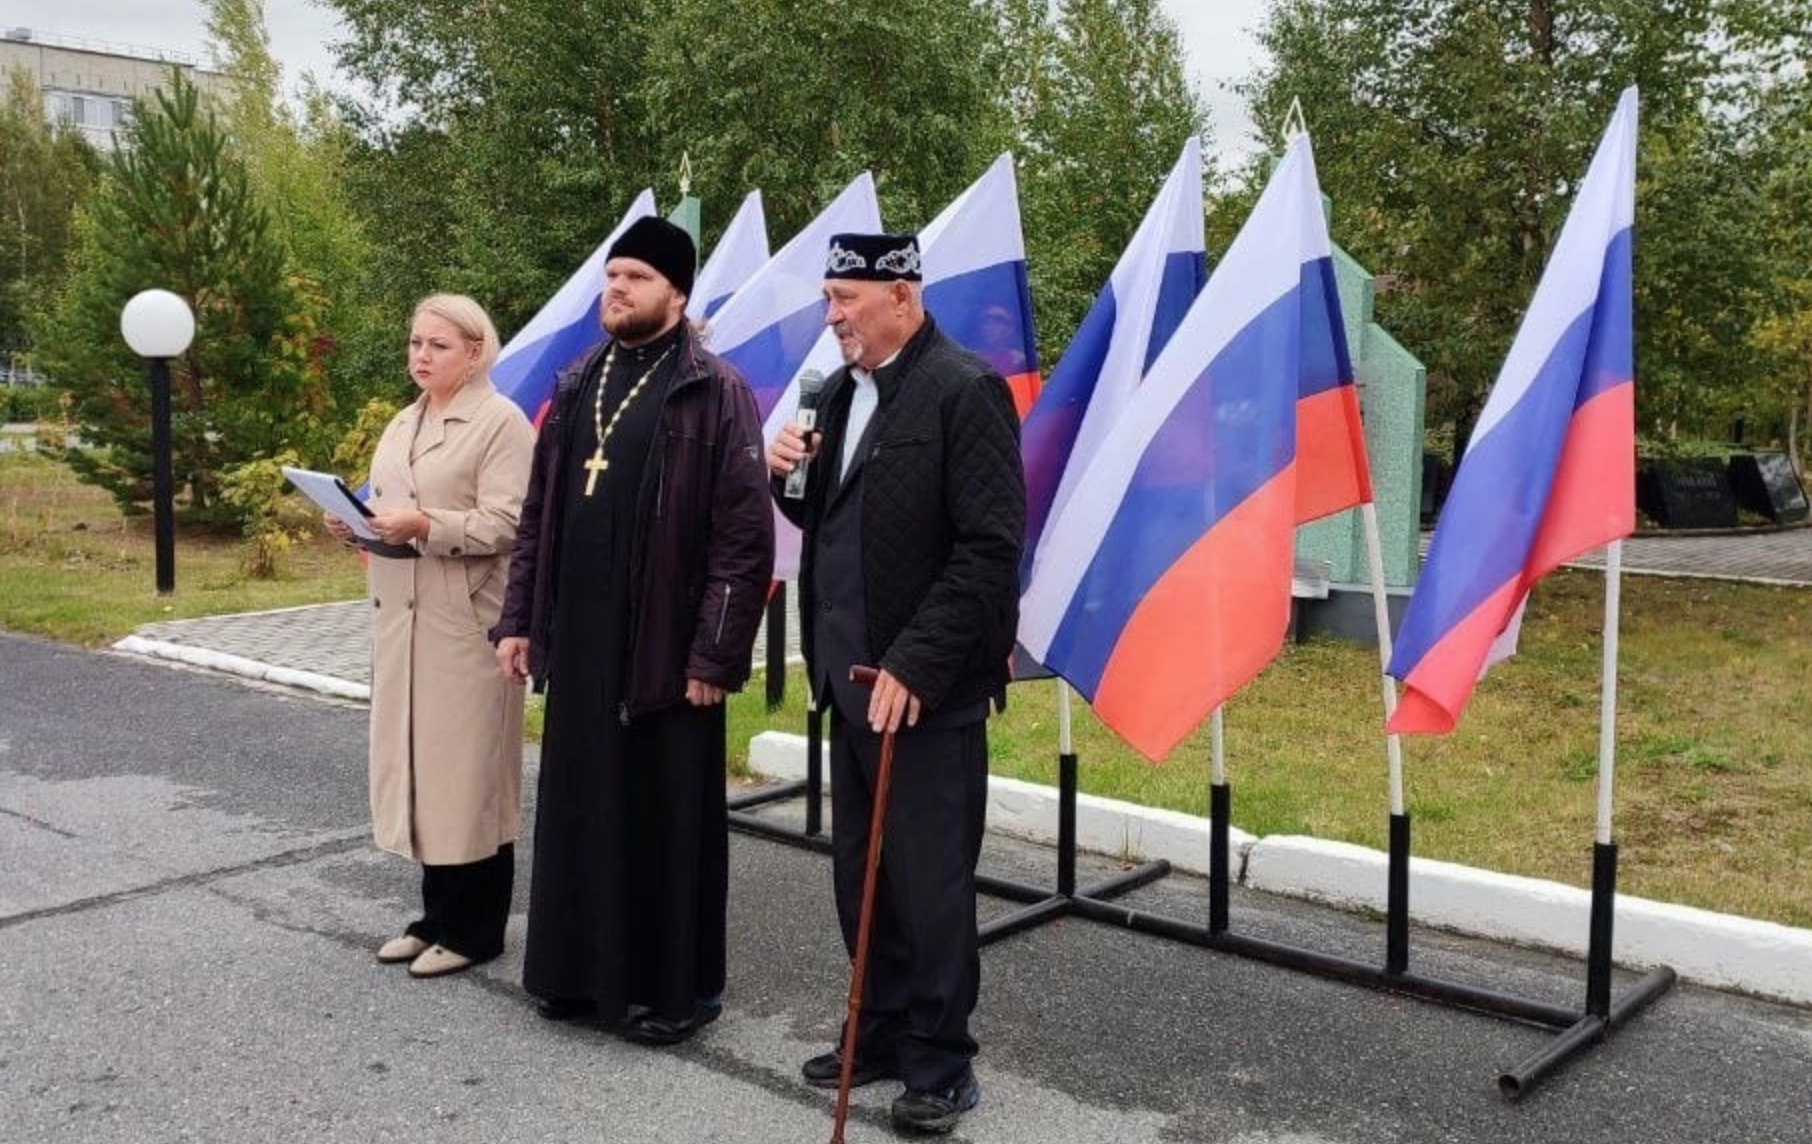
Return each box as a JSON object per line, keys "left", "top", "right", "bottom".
{"left": 728, "top": 601, "right": 1167, "bottom": 946}
{"left": 1495, "top": 539, "right": 1676, "bottom": 1096}
{"left": 729, "top": 674, "right": 1170, "bottom": 946}
{"left": 1067, "top": 525, "right": 1674, "bottom": 1098}
{"left": 978, "top": 681, "right": 1172, "bottom": 944}
{"left": 729, "top": 539, "right": 1673, "bottom": 1095}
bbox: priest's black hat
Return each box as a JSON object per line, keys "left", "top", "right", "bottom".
{"left": 824, "top": 232, "right": 922, "bottom": 282}
{"left": 608, "top": 216, "right": 697, "bottom": 297}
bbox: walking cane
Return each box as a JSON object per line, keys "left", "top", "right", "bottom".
{"left": 830, "top": 664, "right": 894, "bottom": 1144}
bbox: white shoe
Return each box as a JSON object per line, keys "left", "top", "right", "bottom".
{"left": 408, "top": 944, "right": 474, "bottom": 979}
{"left": 376, "top": 934, "right": 429, "bottom": 964}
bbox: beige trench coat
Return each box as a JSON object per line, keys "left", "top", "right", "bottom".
{"left": 366, "top": 377, "right": 535, "bottom": 865}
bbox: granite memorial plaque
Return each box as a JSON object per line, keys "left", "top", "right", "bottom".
{"left": 1638, "top": 458, "right": 1738, "bottom": 529}
{"left": 1726, "top": 451, "right": 1808, "bottom": 524}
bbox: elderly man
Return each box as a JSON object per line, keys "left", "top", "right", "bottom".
{"left": 494, "top": 215, "right": 773, "bottom": 1044}
{"left": 768, "top": 232, "right": 1025, "bottom": 1134}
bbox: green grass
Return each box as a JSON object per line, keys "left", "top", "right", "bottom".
{"left": 5, "top": 450, "right": 1809, "bottom": 929}
{"left": 0, "top": 452, "right": 366, "bottom": 642}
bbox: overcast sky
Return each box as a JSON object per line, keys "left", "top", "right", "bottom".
{"left": 0, "top": 0, "right": 1274, "bottom": 163}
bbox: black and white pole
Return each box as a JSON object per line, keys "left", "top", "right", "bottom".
{"left": 1499, "top": 538, "right": 1675, "bottom": 1099}
{"left": 1050, "top": 682, "right": 1077, "bottom": 897}
{"left": 1585, "top": 539, "right": 1625, "bottom": 1018}
{"left": 119, "top": 289, "right": 196, "bottom": 597}
{"left": 1358, "top": 499, "right": 1411, "bottom": 974}
{"left": 1208, "top": 706, "right": 1230, "bottom": 933}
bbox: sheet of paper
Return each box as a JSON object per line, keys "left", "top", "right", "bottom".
{"left": 281, "top": 465, "right": 379, "bottom": 540}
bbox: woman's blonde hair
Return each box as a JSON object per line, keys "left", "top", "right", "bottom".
{"left": 412, "top": 293, "right": 501, "bottom": 380}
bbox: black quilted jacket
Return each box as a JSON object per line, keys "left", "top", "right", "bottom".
{"left": 775, "top": 317, "right": 1025, "bottom": 713}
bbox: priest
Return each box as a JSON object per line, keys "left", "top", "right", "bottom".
{"left": 493, "top": 215, "right": 773, "bottom": 1044}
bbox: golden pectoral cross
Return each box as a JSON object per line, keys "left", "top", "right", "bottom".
{"left": 582, "top": 449, "right": 609, "bottom": 496}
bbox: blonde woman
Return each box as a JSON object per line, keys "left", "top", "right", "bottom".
{"left": 329, "top": 294, "right": 535, "bottom": 977}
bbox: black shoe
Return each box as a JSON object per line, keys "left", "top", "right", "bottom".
{"left": 626, "top": 998, "right": 722, "bottom": 1045}
{"left": 891, "top": 1071, "right": 980, "bottom": 1134}
{"left": 535, "top": 996, "right": 597, "bottom": 1022}
{"left": 800, "top": 1047, "right": 900, "bottom": 1089}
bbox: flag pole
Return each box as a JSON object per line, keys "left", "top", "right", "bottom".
{"left": 1594, "top": 541, "right": 1622, "bottom": 847}
{"left": 1499, "top": 537, "right": 1671, "bottom": 1098}
{"left": 1209, "top": 706, "right": 1230, "bottom": 933}
{"left": 1210, "top": 707, "right": 1226, "bottom": 785}
{"left": 1359, "top": 500, "right": 1411, "bottom": 973}
{"left": 1057, "top": 680, "right": 1077, "bottom": 898}
{"left": 1359, "top": 504, "right": 1406, "bottom": 815}
{"left": 1586, "top": 538, "right": 1624, "bottom": 1016}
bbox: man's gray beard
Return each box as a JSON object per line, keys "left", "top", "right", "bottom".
{"left": 834, "top": 330, "right": 863, "bottom": 365}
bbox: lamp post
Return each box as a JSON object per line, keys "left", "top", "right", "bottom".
{"left": 119, "top": 289, "right": 195, "bottom": 596}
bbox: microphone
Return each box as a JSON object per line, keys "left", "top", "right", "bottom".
{"left": 782, "top": 369, "right": 827, "bottom": 499}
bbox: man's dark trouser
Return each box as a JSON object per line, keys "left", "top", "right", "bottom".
{"left": 830, "top": 714, "right": 988, "bottom": 1092}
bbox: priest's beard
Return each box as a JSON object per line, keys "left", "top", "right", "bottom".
{"left": 604, "top": 306, "right": 676, "bottom": 346}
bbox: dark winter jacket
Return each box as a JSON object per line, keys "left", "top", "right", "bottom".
{"left": 492, "top": 322, "right": 774, "bottom": 718}
{"left": 775, "top": 316, "right": 1025, "bottom": 713}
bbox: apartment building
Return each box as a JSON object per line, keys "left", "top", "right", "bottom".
{"left": 0, "top": 26, "right": 222, "bottom": 151}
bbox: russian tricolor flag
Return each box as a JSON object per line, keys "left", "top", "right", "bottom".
{"left": 688, "top": 190, "right": 769, "bottom": 323}
{"left": 491, "top": 189, "right": 656, "bottom": 427}
{"left": 708, "top": 172, "right": 883, "bottom": 420}
{"left": 1293, "top": 239, "right": 1372, "bottom": 525}
{"left": 1019, "top": 139, "right": 1207, "bottom": 586}
{"left": 919, "top": 153, "right": 1042, "bottom": 417}
{"left": 757, "top": 159, "right": 1041, "bottom": 579}
{"left": 1388, "top": 89, "right": 1638, "bottom": 735}
{"left": 1021, "top": 133, "right": 1349, "bottom": 761}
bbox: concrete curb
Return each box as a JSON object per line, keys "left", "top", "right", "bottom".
{"left": 111, "top": 635, "right": 372, "bottom": 702}
{"left": 751, "top": 730, "right": 1812, "bottom": 1008}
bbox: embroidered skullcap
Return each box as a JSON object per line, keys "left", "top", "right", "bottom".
{"left": 824, "top": 232, "right": 922, "bottom": 282}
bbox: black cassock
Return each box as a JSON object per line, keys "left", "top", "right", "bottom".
{"left": 523, "top": 335, "right": 729, "bottom": 1022}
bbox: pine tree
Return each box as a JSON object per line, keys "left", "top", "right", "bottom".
{"left": 35, "top": 70, "right": 330, "bottom": 521}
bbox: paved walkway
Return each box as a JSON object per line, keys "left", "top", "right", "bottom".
{"left": 1567, "top": 526, "right": 1812, "bottom": 585}
{"left": 125, "top": 585, "right": 805, "bottom": 691}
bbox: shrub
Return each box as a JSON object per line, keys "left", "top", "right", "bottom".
{"left": 219, "top": 449, "right": 303, "bottom": 579}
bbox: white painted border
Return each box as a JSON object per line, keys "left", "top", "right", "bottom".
{"left": 112, "top": 635, "right": 370, "bottom": 701}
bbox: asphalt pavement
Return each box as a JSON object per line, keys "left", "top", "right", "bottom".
{"left": 3, "top": 630, "right": 1810, "bottom": 1143}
